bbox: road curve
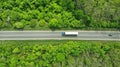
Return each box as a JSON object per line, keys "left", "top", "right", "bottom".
{"left": 0, "top": 31, "right": 120, "bottom": 41}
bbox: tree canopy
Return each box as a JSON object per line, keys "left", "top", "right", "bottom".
{"left": 0, "top": 0, "right": 120, "bottom": 30}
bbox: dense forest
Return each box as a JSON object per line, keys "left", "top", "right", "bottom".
{"left": 0, "top": 40, "right": 120, "bottom": 67}
{"left": 0, "top": 0, "right": 120, "bottom": 30}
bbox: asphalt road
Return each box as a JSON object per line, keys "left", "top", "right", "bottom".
{"left": 0, "top": 31, "right": 120, "bottom": 41}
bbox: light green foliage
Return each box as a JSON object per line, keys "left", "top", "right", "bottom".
{"left": 39, "top": 19, "right": 46, "bottom": 27}
{"left": 14, "top": 22, "right": 24, "bottom": 29}
{"left": 70, "top": 19, "right": 84, "bottom": 28}
{"left": 56, "top": 53, "right": 65, "bottom": 62}
{"left": 48, "top": 2, "right": 62, "bottom": 13}
{"left": 0, "top": 0, "right": 119, "bottom": 30}
{"left": 0, "top": 40, "right": 120, "bottom": 67}
{"left": 49, "top": 18, "right": 60, "bottom": 29}
{"left": 12, "top": 47, "right": 20, "bottom": 53}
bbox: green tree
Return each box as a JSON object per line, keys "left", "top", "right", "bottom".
{"left": 49, "top": 18, "right": 60, "bottom": 29}
{"left": 48, "top": 2, "right": 62, "bottom": 13}
{"left": 74, "top": 10, "right": 84, "bottom": 20}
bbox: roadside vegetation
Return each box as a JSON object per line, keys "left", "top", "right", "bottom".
{"left": 0, "top": 40, "right": 120, "bottom": 67}
{"left": 0, "top": 0, "right": 120, "bottom": 30}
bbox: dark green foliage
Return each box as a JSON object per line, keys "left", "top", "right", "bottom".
{"left": 0, "top": 40, "right": 120, "bottom": 67}
{"left": 0, "top": 0, "right": 119, "bottom": 30}
{"left": 74, "top": 10, "right": 84, "bottom": 20}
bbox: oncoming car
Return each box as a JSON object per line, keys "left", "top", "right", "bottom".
{"left": 108, "top": 33, "right": 112, "bottom": 36}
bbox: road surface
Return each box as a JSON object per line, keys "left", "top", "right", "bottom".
{"left": 0, "top": 31, "right": 120, "bottom": 41}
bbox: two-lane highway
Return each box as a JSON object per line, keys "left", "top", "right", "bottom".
{"left": 0, "top": 31, "right": 120, "bottom": 41}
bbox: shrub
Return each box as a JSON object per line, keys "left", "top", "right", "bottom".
{"left": 14, "top": 22, "right": 24, "bottom": 29}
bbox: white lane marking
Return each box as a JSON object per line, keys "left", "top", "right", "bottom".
{"left": 0, "top": 38, "right": 120, "bottom": 41}
{"left": 0, "top": 34, "right": 107, "bottom": 36}
{"left": 0, "top": 34, "right": 60, "bottom": 36}
{"left": 0, "top": 31, "right": 120, "bottom": 32}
